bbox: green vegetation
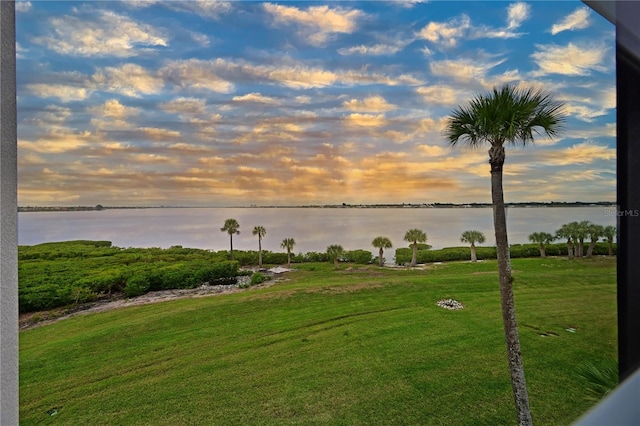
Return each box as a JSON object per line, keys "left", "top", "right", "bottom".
{"left": 18, "top": 241, "right": 239, "bottom": 313}
{"left": 20, "top": 257, "right": 616, "bottom": 425}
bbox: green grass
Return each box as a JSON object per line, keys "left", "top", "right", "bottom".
{"left": 19, "top": 257, "right": 617, "bottom": 425}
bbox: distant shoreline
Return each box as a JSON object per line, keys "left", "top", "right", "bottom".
{"left": 18, "top": 202, "right": 616, "bottom": 213}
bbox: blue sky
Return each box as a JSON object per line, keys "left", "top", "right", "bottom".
{"left": 16, "top": 1, "right": 616, "bottom": 207}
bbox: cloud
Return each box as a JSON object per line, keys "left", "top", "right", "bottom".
{"left": 416, "top": 85, "right": 461, "bottom": 106}
{"left": 344, "top": 113, "right": 388, "bottom": 128}
{"left": 343, "top": 95, "right": 396, "bottom": 112}
{"left": 232, "top": 93, "right": 280, "bottom": 104}
{"left": 430, "top": 57, "right": 506, "bottom": 83}
{"left": 16, "top": 1, "right": 32, "bottom": 12}
{"left": 416, "top": 14, "right": 471, "bottom": 47}
{"left": 94, "top": 63, "right": 165, "bottom": 97}
{"left": 539, "top": 142, "right": 615, "bottom": 166}
{"left": 34, "top": 10, "right": 168, "bottom": 57}
{"left": 26, "top": 84, "right": 91, "bottom": 102}
{"left": 550, "top": 7, "right": 591, "bottom": 35}
{"left": 159, "top": 97, "right": 207, "bottom": 115}
{"left": 263, "top": 3, "right": 364, "bottom": 46}
{"left": 507, "top": 2, "right": 530, "bottom": 30}
{"left": 19, "top": 129, "right": 92, "bottom": 154}
{"left": 88, "top": 99, "right": 140, "bottom": 129}
{"left": 140, "top": 127, "right": 182, "bottom": 141}
{"left": 164, "top": 1, "right": 232, "bottom": 20}
{"left": 531, "top": 42, "right": 608, "bottom": 76}
{"left": 159, "top": 59, "right": 235, "bottom": 93}
{"left": 91, "top": 99, "right": 139, "bottom": 119}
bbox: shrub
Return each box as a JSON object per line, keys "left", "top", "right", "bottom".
{"left": 345, "top": 249, "right": 373, "bottom": 264}
{"left": 125, "top": 275, "right": 150, "bottom": 298}
{"left": 250, "top": 272, "right": 268, "bottom": 285}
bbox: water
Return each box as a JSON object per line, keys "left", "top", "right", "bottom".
{"left": 18, "top": 207, "right": 616, "bottom": 257}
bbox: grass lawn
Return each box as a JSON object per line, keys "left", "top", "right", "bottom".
{"left": 19, "top": 257, "right": 617, "bottom": 425}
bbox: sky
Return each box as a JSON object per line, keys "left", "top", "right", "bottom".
{"left": 15, "top": 0, "right": 616, "bottom": 207}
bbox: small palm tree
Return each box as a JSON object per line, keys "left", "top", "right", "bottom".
{"left": 252, "top": 225, "right": 267, "bottom": 267}
{"left": 372, "top": 236, "right": 393, "bottom": 267}
{"left": 327, "top": 244, "right": 344, "bottom": 270}
{"left": 528, "top": 232, "right": 555, "bottom": 258}
{"left": 404, "top": 229, "right": 427, "bottom": 267}
{"left": 575, "top": 220, "right": 592, "bottom": 258}
{"left": 586, "top": 224, "right": 604, "bottom": 258}
{"left": 556, "top": 223, "right": 576, "bottom": 259}
{"left": 460, "top": 230, "right": 485, "bottom": 262}
{"left": 281, "top": 238, "right": 296, "bottom": 268}
{"left": 445, "top": 83, "right": 564, "bottom": 426}
{"left": 220, "top": 218, "right": 240, "bottom": 260}
{"left": 603, "top": 225, "right": 616, "bottom": 256}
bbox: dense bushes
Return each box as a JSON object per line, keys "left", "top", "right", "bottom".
{"left": 19, "top": 241, "right": 239, "bottom": 313}
{"left": 394, "top": 242, "right": 615, "bottom": 265}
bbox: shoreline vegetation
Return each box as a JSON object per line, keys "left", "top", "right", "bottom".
{"left": 18, "top": 201, "right": 616, "bottom": 212}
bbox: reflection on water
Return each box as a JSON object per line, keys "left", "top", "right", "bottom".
{"left": 18, "top": 207, "right": 616, "bottom": 258}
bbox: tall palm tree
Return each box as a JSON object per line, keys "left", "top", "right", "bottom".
{"left": 372, "top": 236, "right": 393, "bottom": 267}
{"left": 460, "top": 230, "right": 485, "bottom": 262}
{"left": 603, "top": 225, "right": 616, "bottom": 256}
{"left": 403, "top": 229, "right": 427, "bottom": 267}
{"left": 252, "top": 225, "right": 267, "bottom": 267}
{"left": 586, "top": 224, "right": 604, "bottom": 258}
{"left": 445, "top": 83, "right": 564, "bottom": 426}
{"left": 327, "top": 244, "right": 344, "bottom": 270}
{"left": 528, "top": 232, "right": 555, "bottom": 258}
{"left": 221, "top": 218, "right": 240, "bottom": 260}
{"left": 281, "top": 237, "right": 296, "bottom": 268}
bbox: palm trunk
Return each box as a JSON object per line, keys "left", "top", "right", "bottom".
{"left": 379, "top": 248, "right": 384, "bottom": 267}
{"left": 586, "top": 240, "right": 596, "bottom": 258}
{"left": 229, "top": 235, "right": 234, "bottom": 260}
{"left": 287, "top": 250, "right": 291, "bottom": 269}
{"left": 608, "top": 241, "right": 613, "bottom": 256}
{"left": 258, "top": 238, "right": 263, "bottom": 267}
{"left": 490, "top": 146, "right": 533, "bottom": 426}
{"left": 539, "top": 243, "right": 546, "bottom": 258}
{"left": 470, "top": 244, "right": 477, "bottom": 262}
{"left": 567, "top": 240, "right": 574, "bottom": 259}
{"left": 411, "top": 243, "right": 417, "bottom": 266}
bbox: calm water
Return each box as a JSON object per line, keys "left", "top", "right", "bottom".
{"left": 18, "top": 207, "right": 617, "bottom": 258}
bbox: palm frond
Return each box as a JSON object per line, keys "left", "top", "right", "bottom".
{"left": 444, "top": 83, "right": 566, "bottom": 149}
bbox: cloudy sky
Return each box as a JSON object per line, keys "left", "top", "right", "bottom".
{"left": 16, "top": 0, "right": 615, "bottom": 207}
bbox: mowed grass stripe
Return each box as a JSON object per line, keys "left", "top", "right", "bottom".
{"left": 20, "top": 257, "right": 616, "bottom": 425}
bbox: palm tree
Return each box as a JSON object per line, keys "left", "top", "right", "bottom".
{"left": 404, "top": 229, "right": 427, "bottom": 267}
{"left": 528, "top": 232, "right": 555, "bottom": 258}
{"left": 221, "top": 218, "right": 240, "bottom": 260}
{"left": 603, "top": 225, "right": 616, "bottom": 256}
{"left": 460, "top": 230, "right": 485, "bottom": 262}
{"left": 586, "top": 224, "right": 604, "bottom": 258}
{"left": 252, "top": 225, "right": 267, "bottom": 267}
{"left": 281, "top": 238, "right": 296, "bottom": 268}
{"left": 372, "top": 236, "right": 393, "bottom": 267}
{"left": 445, "top": 83, "right": 564, "bottom": 426}
{"left": 575, "top": 220, "right": 592, "bottom": 258}
{"left": 556, "top": 223, "right": 576, "bottom": 259}
{"left": 327, "top": 244, "right": 344, "bottom": 270}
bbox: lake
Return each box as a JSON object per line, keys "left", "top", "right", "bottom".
{"left": 18, "top": 207, "right": 617, "bottom": 258}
